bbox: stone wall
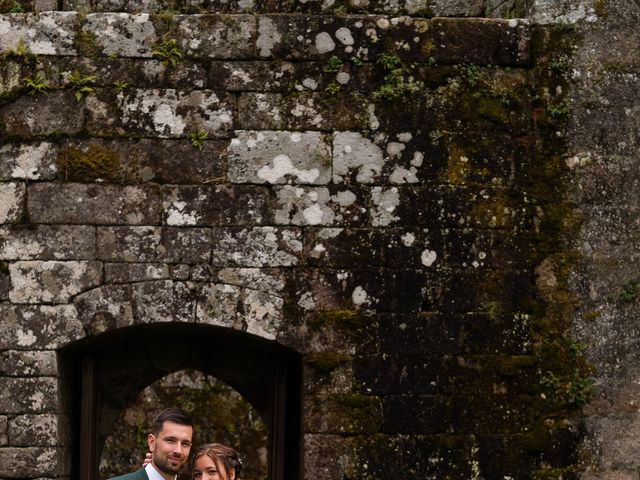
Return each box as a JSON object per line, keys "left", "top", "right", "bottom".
{"left": 0, "top": 0, "right": 618, "bottom": 479}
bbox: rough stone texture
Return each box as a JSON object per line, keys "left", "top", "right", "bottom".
{"left": 0, "top": 182, "right": 25, "bottom": 224}
{"left": 9, "top": 414, "right": 60, "bottom": 446}
{"left": 28, "top": 184, "right": 162, "bottom": 225}
{"left": 96, "top": 227, "right": 212, "bottom": 263}
{"left": 565, "top": 1, "right": 640, "bottom": 478}
{"left": 9, "top": 260, "right": 103, "bottom": 304}
{"left": 0, "top": 447, "right": 63, "bottom": 478}
{"left": 86, "top": 89, "right": 235, "bottom": 139}
{"left": 0, "top": 92, "right": 85, "bottom": 137}
{"left": 0, "top": 304, "right": 83, "bottom": 350}
{"left": 0, "top": 12, "right": 77, "bottom": 55}
{"left": 0, "top": 5, "right": 613, "bottom": 480}
{"left": 0, "top": 350, "right": 57, "bottom": 376}
{"left": 228, "top": 130, "right": 331, "bottom": 185}
{"left": 0, "top": 378, "right": 59, "bottom": 414}
{"left": 0, "top": 142, "right": 57, "bottom": 181}
{"left": 0, "top": 226, "right": 96, "bottom": 261}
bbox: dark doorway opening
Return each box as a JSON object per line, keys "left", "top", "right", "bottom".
{"left": 59, "top": 323, "right": 302, "bottom": 480}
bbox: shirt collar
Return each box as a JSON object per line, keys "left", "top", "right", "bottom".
{"left": 145, "top": 462, "right": 176, "bottom": 480}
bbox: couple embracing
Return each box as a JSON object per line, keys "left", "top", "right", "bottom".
{"left": 110, "top": 408, "right": 242, "bottom": 480}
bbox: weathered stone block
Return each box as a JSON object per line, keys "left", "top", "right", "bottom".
{"left": 0, "top": 378, "right": 59, "bottom": 413}
{"left": 256, "top": 15, "right": 386, "bottom": 61}
{"left": 74, "top": 280, "right": 197, "bottom": 333}
{"left": 237, "top": 92, "right": 370, "bottom": 130}
{"left": 74, "top": 284, "right": 135, "bottom": 335}
{"left": 196, "top": 282, "right": 284, "bottom": 339}
{"left": 0, "top": 350, "right": 57, "bottom": 376}
{"left": 430, "top": 18, "right": 531, "bottom": 66}
{"left": 97, "top": 226, "right": 212, "bottom": 263}
{"left": 303, "top": 392, "right": 382, "bottom": 434}
{"left": 352, "top": 434, "right": 475, "bottom": 479}
{"left": 588, "top": 413, "right": 640, "bottom": 470}
{"left": 430, "top": 0, "right": 484, "bottom": 16}
{"left": 215, "top": 267, "right": 286, "bottom": 294}
{"left": 0, "top": 61, "right": 22, "bottom": 98}
{"left": 293, "top": 268, "right": 386, "bottom": 312}
{"left": 273, "top": 185, "right": 367, "bottom": 226}
{"left": 54, "top": 138, "right": 226, "bottom": 184}
{"left": 336, "top": 129, "right": 438, "bottom": 185}
{"left": 9, "top": 414, "right": 59, "bottom": 446}
{"left": 0, "top": 304, "right": 83, "bottom": 350}
{"left": 34, "top": 0, "right": 58, "bottom": 11}
{"left": 131, "top": 280, "right": 196, "bottom": 324}
{"left": 0, "top": 447, "right": 62, "bottom": 477}
{"left": 104, "top": 263, "right": 169, "bottom": 284}
{"left": 211, "top": 227, "right": 302, "bottom": 267}
{"left": 0, "top": 182, "right": 25, "bottom": 225}
{"left": 163, "top": 185, "right": 271, "bottom": 226}
{"left": 28, "top": 183, "right": 162, "bottom": 225}
{"left": 302, "top": 309, "right": 377, "bottom": 354}
{"left": 303, "top": 434, "right": 354, "bottom": 480}
{"left": 170, "top": 14, "right": 257, "bottom": 59}
{"left": 0, "top": 12, "right": 78, "bottom": 56}
{"left": 83, "top": 13, "right": 158, "bottom": 58}
{"left": 333, "top": 131, "right": 385, "bottom": 184}
{"left": 0, "top": 142, "right": 57, "bottom": 181}
{"left": 86, "top": 88, "right": 235, "bottom": 138}
{"left": 353, "top": 353, "right": 443, "bottom": 395}
{"left": 208, "top": 61, "right": 299, "bottom": 93}
{"left": 0, "top": 225, "right": 95, "bottom": 260}
{"left": 303, "top": 228, "right": 384, "bottom": 268}
{"left": 9, "top": 260, "right": 102, "bottom": 304}
{"left": 0, "top": 416, "right": 6, "bottom": 446}
{"left": 0, "top": 92, "right": 85, "bottom": 137}
{"left": 228, "top": 130, "right": 331, "bottom": 185}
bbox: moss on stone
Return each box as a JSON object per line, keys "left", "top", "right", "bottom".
{"left": 306, "top": 352, "right": 350, "bottom": 373}
{"left": 56, "top": 144, "right": 122, "bottom": 182}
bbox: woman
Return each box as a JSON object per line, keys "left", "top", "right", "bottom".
{"left": 144, "top": 443, "right": 242, "bottom": 480}
{"left": 191, "top": 443, "right": 243, "bottom": 480}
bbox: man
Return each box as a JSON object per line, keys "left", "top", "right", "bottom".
{"left": 110, "top": 407, "right": 194, "bottom": 480}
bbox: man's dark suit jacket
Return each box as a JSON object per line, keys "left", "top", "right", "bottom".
{"left": 109, "top": 468, "right": 150, "bottom": 480}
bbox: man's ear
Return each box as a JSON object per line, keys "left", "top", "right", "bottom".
{"left": 229, "top": 468, "right": 235, "bottom": 480}
{"left": 148, "top": 433, "right": 156, "bottom": 452}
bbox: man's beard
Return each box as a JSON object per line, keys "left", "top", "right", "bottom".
{"left": 153, "top": 451, "right": 184, "bottom": 476}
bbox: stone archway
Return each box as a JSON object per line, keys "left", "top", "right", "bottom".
{"left": 59, "top": 322, "right": 301, "bottom": 480}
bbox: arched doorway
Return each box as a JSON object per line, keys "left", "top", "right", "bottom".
{"left": 59, "top": 323, "right": 302, "bottom": 480}
{"left": 99, "top": 369, "right": 268, "bottom": 479}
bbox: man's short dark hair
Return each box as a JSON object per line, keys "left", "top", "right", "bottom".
{"left": 151, "top": 407, "right": 194, "bottom": 435}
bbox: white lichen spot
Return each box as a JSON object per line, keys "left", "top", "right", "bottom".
{"left": 386, "top": 142, "right": 406, "bottom": 158}
{"left": 335, "top": 27, "right": 355, "bottom": 45}
{"left": 411, "top": 151, "right": 424, "bottom": 167}
{"left": 336, "top": 72, "right": 351, "bottom": 84}
{"left": 298, "top": 291, "right": 316, "bottom": 310}
{"left": 376, "top": 18, "right": 390, "bottom": 29}
{"left": 367, "top": 104, "right": 380, "bottom": 130}
{"left": 421, "top": 249, "right": 437, "bottom": 267}
{"left": 401, "top": 232, "right": 415, "bottom": 246}
{"left": 16, "top": 328, "right": 37, "bottom": 346}
{"left": 310, "top": 243, "right": 326, "bottom": 259}
{"left": 166, "top": 201, "right": 199, "bottom": 226}
{"left": 257, "top": 17, "right": 282, "bottom": 57}
{"left": 333, "top": 132, "right": 384, "bottom": 183}
{"left": 390, "top": 166, "right": 419, "bottom": 184}
{"left": 302, "top": 203, "right": 325, "bottom": 225}
{"left": 315, "top": 32, "right": 336, "bottom": 53}
{"left": 352, "top": 286, "right": 370, "bottom": 306}
{"left": 371, "top": 187, "right": 400, "bottom": 226}
{"left": 302, "top": 77, "right": 318, "bottom": 90}
{"left": 257, "top": 154, "right": 321, "bottom": 184}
